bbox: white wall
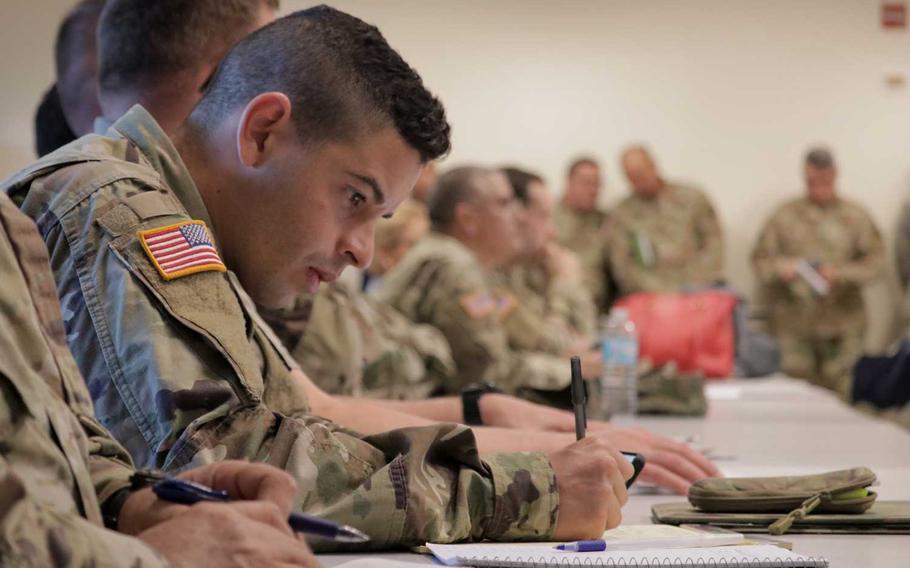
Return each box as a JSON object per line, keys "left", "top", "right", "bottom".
{"left": 2, "top": 0, "right": 908, "bottom": 346}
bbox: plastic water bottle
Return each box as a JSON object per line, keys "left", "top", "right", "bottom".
{"left": 600, "top": 308, "right": 639, "bottom": 417}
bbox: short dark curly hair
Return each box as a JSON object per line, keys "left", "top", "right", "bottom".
{"left": 191, "top": 5, "right": 451, "bottom": 162}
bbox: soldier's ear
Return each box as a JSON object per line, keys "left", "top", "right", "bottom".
{"left": 236, "top": 92, "right": 293, "bottom": 168}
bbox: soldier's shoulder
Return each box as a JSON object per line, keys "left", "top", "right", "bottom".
{"left": 5, "top": 135, "right": 169, "bottom": 223}
{"left": 669, "top": 183, "right": 713, "bottom": 205}
{"left": 409, "top": 233, "right": 480, "bottom": 272}
{"left": 838, "top": 197, "right": 875, "bottom": 217}
{"left": 767, "top": 197, "right": 807, "bottom": 218}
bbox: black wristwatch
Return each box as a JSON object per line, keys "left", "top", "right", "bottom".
{"left": 461, "top": 382, "right": 501, "bottom": 426}
{"left": 101, "top": 469, "right": 167, "bottom": 530}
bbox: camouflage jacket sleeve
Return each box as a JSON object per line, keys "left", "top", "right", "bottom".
{"left": 832, "top": 204, "right": 885, "bottom": 286}
{"left": 0, "top": 194, "right": 164, "bottom": 567}
{"left": 290, "top": 282, "right": 451, "bottom": 400}
{"left": 896, "top": 201, "right": 910, "bottom": 291}
{"left": 605, "top": 213, "right": 670, "bottom": 294}
{"left": 689, "top": 190, "right": 725, "bottom": 284}
{"left": 0, "top": 457, "right": 165, "bottom": 567}
{"left": 751, "top": 209, "right": 790, "bottom": 285}
{"left": 546, "top": 276, "right": 598, "bottom": 338}
{"left": 383, "top": 247, "right": 569, "bottom": 394}
{"left": 18, "top": 178, "right": 559, "bottom": 549}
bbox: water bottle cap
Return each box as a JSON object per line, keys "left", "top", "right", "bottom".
{"left": 610, "top": 307, "right": 629, "bottom": 320}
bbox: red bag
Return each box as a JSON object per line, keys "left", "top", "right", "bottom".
{"left": 614, "top": 291, "right": 737, "bottom": 378}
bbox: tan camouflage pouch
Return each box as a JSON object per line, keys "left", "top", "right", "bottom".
{"left": 688, "top": 467, "right": 877, "bottom": 534}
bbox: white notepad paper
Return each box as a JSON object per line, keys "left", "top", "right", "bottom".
{"left": 427, "top": 543, "right": 828, "bottom": 567}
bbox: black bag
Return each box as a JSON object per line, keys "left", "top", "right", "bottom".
{"left": 852, "top": 340, "right": 910, "bottom": 408}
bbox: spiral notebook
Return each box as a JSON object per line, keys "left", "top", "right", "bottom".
{"left": 426, "top": 543, "right": 828, "bottom": 567}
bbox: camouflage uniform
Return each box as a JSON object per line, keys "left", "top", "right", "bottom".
{"left": 607, "top": 184, "right": 724, "bottom": 296}
{"left": 378, "top": 232, "right": 570, "bottom": 395}
{"left": 752, "top": 197, "right": 885, "bottom": 396}
{"left": 280, "top": 280, "right": 456, "bottom": 400}
{"left": 553, "top": 203, "right": 612, "bottom": 312}
{"left": 5, "top": 106, "right": 559, "bottom": 549}
{"left": 497, "top": 261, "right": 598, "bottom": 348}
{"left": 0, "top": 193, "right": 164, "bottom": 566}
{"left": 895, "top": 199, "right": 910, "bottom": 292}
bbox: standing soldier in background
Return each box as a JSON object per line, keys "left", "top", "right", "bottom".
{"left": 608, "top": 146, "right": 725, "bottom": 296}
{"left": 752, "top": 148, "right": 885, "bottom": 397}
{"left": 553, "top": 157, "right": 613, "bottom": 312}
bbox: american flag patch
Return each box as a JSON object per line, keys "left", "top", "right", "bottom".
{"left": 138, "top": 221, "right": 226, "bottom": 280}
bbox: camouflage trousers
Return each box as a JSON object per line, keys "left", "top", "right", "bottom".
{"left": 777, "top": 331, "right": 863, "bottom": 399}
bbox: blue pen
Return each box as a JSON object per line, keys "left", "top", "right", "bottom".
{"left": 555, "top": 540, "right": 607, "bottom": 552}
{"left": 152, "top": 478, "right": 370, "bottom": 543}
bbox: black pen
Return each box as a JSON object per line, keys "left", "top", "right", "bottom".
{"left": 570, "top": 355, "right": 587, "bottom": 440}
{"left": 153, "top": 477, "right": 370, "bottom": 543}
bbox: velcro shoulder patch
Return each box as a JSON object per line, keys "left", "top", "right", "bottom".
{"left": 459, "top": 291, "right": 497, "bottom": 319}
{"left": 138, "top": 220, "right": 226, "bottom": 280}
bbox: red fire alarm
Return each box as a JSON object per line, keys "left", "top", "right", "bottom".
{"left": 882, "top": 2, "right": 907, "bottom": 29}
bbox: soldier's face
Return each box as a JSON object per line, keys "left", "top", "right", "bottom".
{"left": 623, "top": 153, "right": 662, "bottom": 198}
{"left": 232, "top": 127, "right": 422, "bottom": 309}
{"left": 474, "top": 173, "right": 522, "bottom": 267}
{"left": 806, "top": 165, "right": 837, "bottom": 205}
{"left": 566, "top": 164, "right": 601, "bottom": 211}
{"left": 519, "top": 181, "right": 556, "bottom": 257}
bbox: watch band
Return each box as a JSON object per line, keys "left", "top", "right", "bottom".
{"left": 461, "top": 382, "right": 501, "bottom": 426}
{"left": 101, "top": 469, "right": 167, "bottom": 530}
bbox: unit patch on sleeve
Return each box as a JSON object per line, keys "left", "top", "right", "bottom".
{"left": 138, "top": 220, "right": 226, "bottom": 280}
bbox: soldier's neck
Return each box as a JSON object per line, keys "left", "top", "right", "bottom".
{"left": 171, "top": 125, "right": 235, "bottom": 258}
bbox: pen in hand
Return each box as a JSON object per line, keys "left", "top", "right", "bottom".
{"left": 152, "top": 477, "right": 370, "bottom": 543}
{"left": 570, "top": 355, "right": 587, "bottom": 441}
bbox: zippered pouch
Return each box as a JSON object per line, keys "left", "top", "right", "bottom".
{"left": 688, "top": 467, "right": 877, "bottom": 534}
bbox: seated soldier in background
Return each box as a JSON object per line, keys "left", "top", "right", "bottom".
{"left": 379, "top": 166, "right": 599, "bottom": 396}
{"left": 35, "top": 0, "right": 104, "bottom": 156}
{"left": 378, "top": 167, "right": 719, "bottom": 492}
{"left": 553, "top": 157, "right": 614, "bottom": 312}
{"left": 608, "top": 145, "right": 725, "bottom": 296}
{"left": 10, "top": 6, "right": 639, "bottom": 546}
{"left": 752, "top": 148, "right": 885, "bottom": 397}
{"left": 502, "top": 168, "right": 597, "bottom": 340}
{"left": 0, "top": 192, "right": 318, "bottom": 567}
{"left": 362, "top": 197, "right": 431, "bottom": 292}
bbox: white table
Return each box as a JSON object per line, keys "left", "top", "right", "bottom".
{"left": 318, "top": 377, "right": 910, "bottom": 567}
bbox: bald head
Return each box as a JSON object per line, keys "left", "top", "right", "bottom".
{"left": 621, "top": 145, "right": 664, "bottom": 198}
{"left": 429, "top": 166, "right": 521, "bottom": 268}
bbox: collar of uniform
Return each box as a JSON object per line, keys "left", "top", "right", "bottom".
{"left": 803, "top": 195, "right": 841, "bottom": 210}
{"left": 426, "top": 230, "right": 490, "bottom": 273}
{"left": 107, "top": 105, "right": 215, "bottom": 230}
